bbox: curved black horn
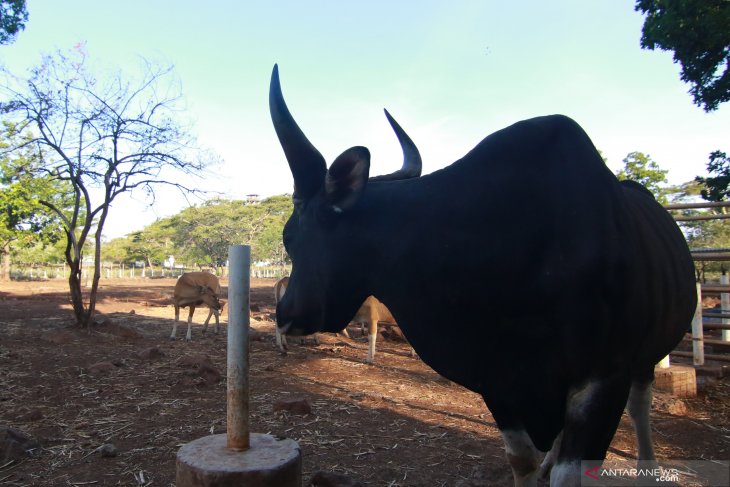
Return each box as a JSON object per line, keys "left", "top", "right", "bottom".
{"left": 269, "top": 65, "right": 327, "bottom": 199}
{"left": 369, "top": 109, "right": 422, "bottom": 182}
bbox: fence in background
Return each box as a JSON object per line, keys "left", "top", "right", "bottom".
{"left": 8, "top": 263, "right": 291, "bottom": 281}
{"left": 665, "top": 200, "right": 730, "bottom": 365}
{"left": 670, "top": 279, "right": 730, "bottom": 365}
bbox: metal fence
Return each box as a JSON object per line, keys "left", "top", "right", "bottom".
{"left": 664, "top": 200, "right": 730, "bottom": 365}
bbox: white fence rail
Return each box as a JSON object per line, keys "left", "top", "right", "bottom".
{"left": 9, "top": 263, "right": 290, "bottom": 281}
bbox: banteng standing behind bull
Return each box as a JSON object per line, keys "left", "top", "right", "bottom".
{"left": 268, "top": 65, "right": 696, "bottom": 486}
{"left": 275, "top": 276, "right": 395, "bottom": 363}
{"left": 170, "top": 272, "right": 224, "bottom": 341}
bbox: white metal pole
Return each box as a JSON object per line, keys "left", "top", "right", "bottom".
{"left": 691, "top": 282, "right": 705, "bottom": 366}
{"left": 227, "top": 245, "right": 251, "bottom": 451}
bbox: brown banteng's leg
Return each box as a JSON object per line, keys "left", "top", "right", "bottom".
{"left": 203, "top": 308, "right": 213, "bottom": 333}
{"left": 275, "top": 329, "right": 288, "bottom": 353}
{"left": 501, "top": 429, "right": 540, "bottom": 487}
{"left": 365, "top": 306, "right": 379, "bottom": 364}
{"left": 171, "top": 304, "right": 181, "bottom": 339}
{"left": 213, "top": 308, "right": 221, "bottom": 334}
{"left": 185, "top": 305, "right": 196, "bottom": 341}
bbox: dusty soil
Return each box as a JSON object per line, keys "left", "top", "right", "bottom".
{"left": 0, "top": 278, "right": 729, "bottom": 486}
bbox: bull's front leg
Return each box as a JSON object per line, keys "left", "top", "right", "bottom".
{"left": 186, "top": 306, "right": 196, "bottom": 341}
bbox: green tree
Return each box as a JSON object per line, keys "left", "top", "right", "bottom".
{"left": 695, "top": 150, "right": 730, "bottom": 202}
{"left": 126, "top": 219, "right": 178, "bottom": 270}
{"left": 0, "top": 123, "right": 70, "bottom": 280}
{"left": 170, "top": 200, "right": 257, "bottom": 270}
{"left": 615, "top": 151, "right": 669, "bottom": 204}
{"left": 252, "top": 195, "right": 292, "bottom": 264}
{"left": 636, "top": 0, "right": 730, "bottom": 111}
{"left": 116, "top": 195, "right": 294, "bottom": 270}
{"left": 101, "top": 236, "right": 132, "bottom": 264}
{"left": 0, "top": 48, "right": 216, "bottom": 327}
{"left": 0, "top": 0, "right": 27, "bottom": 45}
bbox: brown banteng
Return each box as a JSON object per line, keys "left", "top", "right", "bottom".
{"left": 274, "top": 276, "right": 331, "bottom": 350}
{"left": 274, "top": 277, "right": 395, "bottom": 363}
{"left": 170, "top": 272, "right": 224, "bottom": 341}
{"left": 350, "top": 296, "right": 396, "bottom": 364}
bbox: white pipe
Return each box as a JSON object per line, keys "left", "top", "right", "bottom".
{"left": 227, "top": 245, "right": 251, "bottom": 451}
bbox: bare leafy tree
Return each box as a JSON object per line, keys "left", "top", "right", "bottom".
{"left": 0, "top": 47, "right": 216, "bottom": 327}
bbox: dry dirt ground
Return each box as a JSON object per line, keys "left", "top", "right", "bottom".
{"left": 1, "top": 278, "right": 729, "bottom": 487}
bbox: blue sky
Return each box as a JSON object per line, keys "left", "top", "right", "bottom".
{"left": 1, "top": 1, "right": 728, "bottom": 239}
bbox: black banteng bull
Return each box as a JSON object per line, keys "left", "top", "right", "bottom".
{"left": 268, "top": 65, "right": 696, "bottom": 486}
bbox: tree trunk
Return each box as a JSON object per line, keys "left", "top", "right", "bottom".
{"left": 67, "top": 257, "right": 90, "bottom": 327}
{"left": 1, "top": 241, "right": 11, "bottom": 281}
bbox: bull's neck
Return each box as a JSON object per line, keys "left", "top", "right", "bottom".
{"left": 349, "top": 181, "right": 425, "bottom": 315}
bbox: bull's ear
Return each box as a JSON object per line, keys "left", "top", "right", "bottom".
{"left": 324, "top": 146, "right": 370, "bottom": 212}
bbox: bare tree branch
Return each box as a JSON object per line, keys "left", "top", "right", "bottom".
{"left": 0, "top": 48, "right": 218, "bottom": 327}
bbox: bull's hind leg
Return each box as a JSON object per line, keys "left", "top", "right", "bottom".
{"left": 627, "top": 379, "right": 656, "bottom": 463}
{"left": 550, "top": 376, "right": 631, "bottom": 486}
{"left": 538, "top": 431, "right": 562, "bottom": 480}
